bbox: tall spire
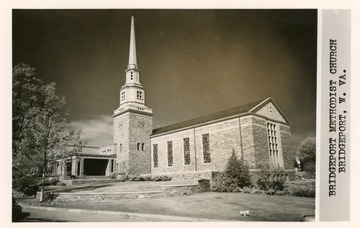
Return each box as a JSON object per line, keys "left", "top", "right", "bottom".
{"left": 127, "top": 16, "right": 138, "bottom": 70}
{"left": 114, "top": 15, "right": 152, "bottom": 116}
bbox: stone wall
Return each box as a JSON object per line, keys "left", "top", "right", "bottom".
{"left": 151, "top": 129, "right": 196, "bottom": 174}
{"left": 114, "top": 112, "right": 130, "bottom": 173}
{"left": 114, "top": 111, "right": 152, "bottom": 175}
{"left": 251, "top": 117, "right": 269, "bottom": 169}
{"left": 195, "top": 118, "right": 242, "bottom": 172}
{"left": 279, "top": 124, "right": 294, "bottom": 170}
{"left": 37, "top": 191, "right": 164, "bottom": 201}
{"left": 160, "top": 179, "right": 210, "bottom": 196}
{"left": 129, "top": 113, "right": 152, "bottom": 175}
{"left": 151, "top": 118, "right": 242, "bottom": 175}
{"left": 240, "top": 117, "right": 256, "bottom": 169}
{"left": 151, "top": 171, "right": 213, "bottom": 181}
{"left": 150, "top": 114, "right": 293, "bottom": 175}
{"left": 150, "top": 111, "right": 292, "bottom": 177}
{"left": 53, "top": 178, "right": 121, "bottom": 186}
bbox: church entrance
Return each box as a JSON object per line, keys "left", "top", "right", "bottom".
{"left": 83, "top": 158, "right": 108, "bottom": 176}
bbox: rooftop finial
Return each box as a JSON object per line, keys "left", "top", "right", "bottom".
{"left": 128, "top": 16, "right": 137, "bottom": 69}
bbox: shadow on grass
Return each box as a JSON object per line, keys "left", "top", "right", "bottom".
{"left": 13, "top": 211, "right": 69, "bottom": 222}
{"left": 12, "top": 211, "right": 30, "bottom": 222}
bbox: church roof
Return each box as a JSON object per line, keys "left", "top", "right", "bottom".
{"left": 151, "top": 97, "right": 288, "bottom": 136}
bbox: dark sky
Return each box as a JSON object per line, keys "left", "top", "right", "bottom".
{"left": 13, "top": 9, "right": 317, "bottom": 151}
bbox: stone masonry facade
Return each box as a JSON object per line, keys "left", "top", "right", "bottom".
{"left": 280, "top": 124, "right": 292, "bottom": 170}
{"left": 252, "top": 117, "right": 270, "bottom": 169}
{"left": 114, "top": 111, "right": 152, "bottom": 175}
{"left": 151, "top": 112, "right": 294, "bottom": 177}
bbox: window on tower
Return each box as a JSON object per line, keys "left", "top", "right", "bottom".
{"left": 137, "top": 143, "right": 145, "bottom": 151}
{"left": 137, "top": 91, "right": 143, "bottom": 99}
{"left": 121, "top": 92, "right": 125, "bottom": 100}
{"left": 130, "top": 72, "right": 134, "bottom": 80}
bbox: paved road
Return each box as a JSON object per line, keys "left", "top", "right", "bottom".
{"left": 16, "top": 207, "right": 162, "bottom": 222}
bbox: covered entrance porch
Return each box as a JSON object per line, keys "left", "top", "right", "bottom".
{"left": 52, "top": 153, "right": 116, "bottom": 179}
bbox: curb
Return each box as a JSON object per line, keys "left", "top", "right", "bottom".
{"left": 19, "top": 203, "right": 220, "bottom": 222}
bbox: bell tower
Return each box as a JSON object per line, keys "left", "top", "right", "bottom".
{"left": 113, "top": 16, "right": 153, "bottom": 175}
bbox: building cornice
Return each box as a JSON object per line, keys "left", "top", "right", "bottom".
{"left": 113, "top": 108, "right": 153, "bottom": 118}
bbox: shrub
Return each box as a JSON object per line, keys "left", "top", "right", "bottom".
{"left": 109, "top": 172, "right": 117, "bottom": 179}
{"left": 291, "top": 186, "right": 315, "bottom": 197}
{"left": 143, "top": 175, "right": 152, "bottom": 181}
{"left": 153, "top": 176, "right": 161, "bottom": 181}
{"left": 41, "top": 178, "right": 59, "bottom": 186}
{"left": 23, "top": 185, "right": 39, "bottom": 196}
{"left": 132, "top": 176, "right": 140, "bottom": 181}
{"left": 266, "top": 189, "right": 275, "bottom": 195}
{"left": 225, "top": 150, "right": 252, "bottom": 188}
{"left": 275, "top": 190, "right": 286, "bottom": 196}
{"left": 211, "top": 173, "right": 237, "bottom": 192}
{"left": 256, "top": 166, "right": 286, "bottom": 191}
{"left": 56, "top": 182, "right": 66, "bottom": 186}
{"left": 138, "top": 176, "right": 146, "bottom": 181}
{"left": 127, "top": 175, "right": 137, "bottom": 181}
{"left": 44, "top": 192, "right": 59, "bottom": 201}
{"left": 116, "top": 172, "right": 128, "bottom": 181}
{"left": 250, "top": 188, "right": 264, "bottom": 194}
{"left": 49, "top": 179, "right": 59, "bottom": 185}
{"left": 285, "top": 181, "right": 315, "bottom": 197}
{"left": 241, "top": 186, "right": 252, "bottom": 194}
{"left": 211, "top": 151, "right": 252, "bottom": 192}
{"left": 126, "top": 175, "right": 171, "bottom": 182}
{"left": 152, "top": 175, "right": 171, "bottom": 181}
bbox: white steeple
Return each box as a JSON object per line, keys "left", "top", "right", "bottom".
{"left": 127, "top": 16, "right": 138, "bottom": 70}
{"left": 114, "top": 16, "right": 152, "bottom": 116}
{"left": 125, "top": 16, "right": 140, "bottom": 85}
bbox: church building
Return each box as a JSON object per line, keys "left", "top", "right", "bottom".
{"left": 112, "top": 16, "right": 294, "bottom": 180}
{"left": 53, "top": 16, "right": 294, "bottom": 180}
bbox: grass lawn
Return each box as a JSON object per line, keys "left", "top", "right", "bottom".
{"left": 19, "top": 192, "right": 314, "bottom": 221}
